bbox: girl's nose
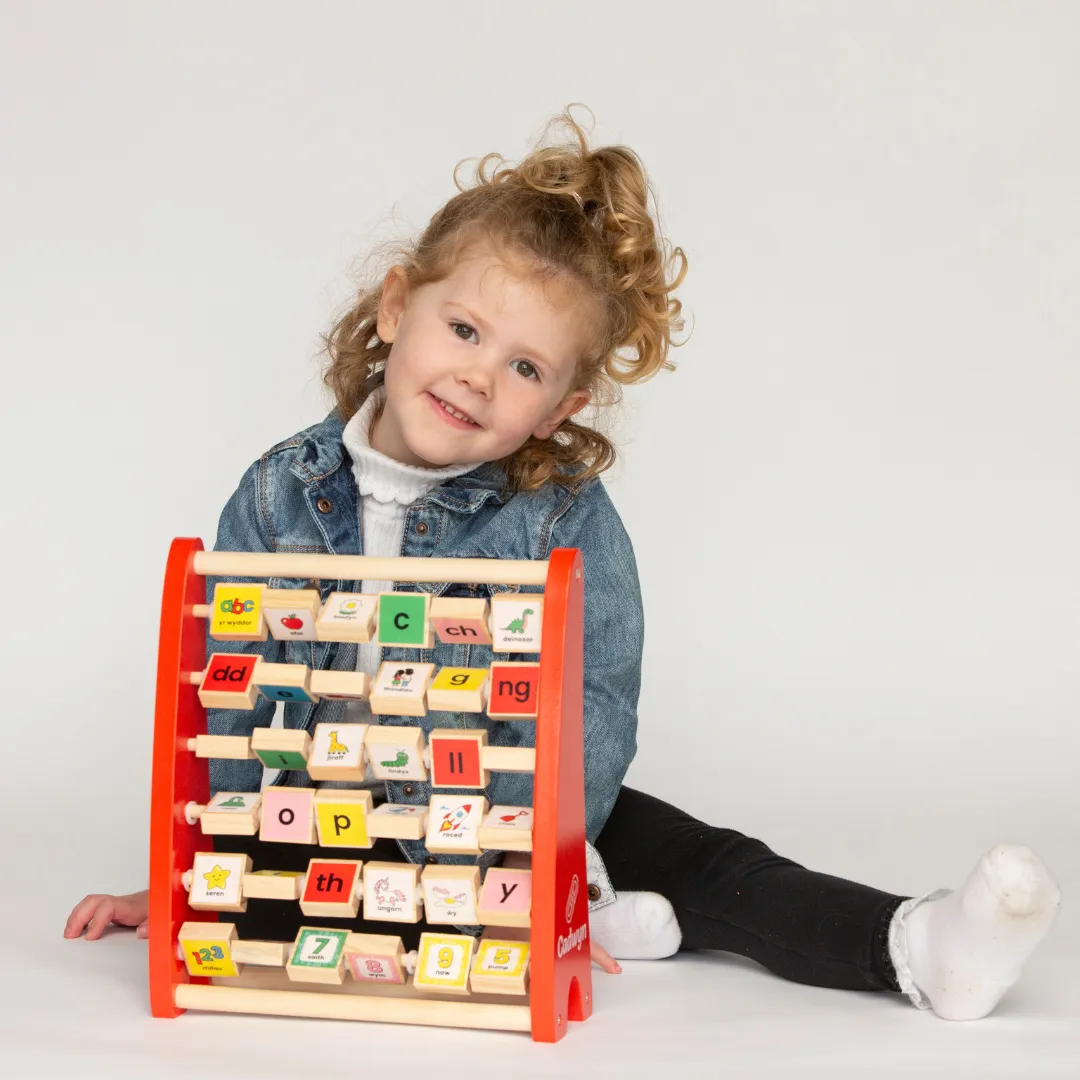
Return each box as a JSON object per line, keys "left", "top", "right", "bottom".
{"left": 455, "top": 354, "right": 496, "bottom": 396}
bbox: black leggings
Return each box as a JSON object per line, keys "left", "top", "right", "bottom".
{"left": 219, "top": 786, "right": 907, "bottom": 993}
{"left": 594, "top": 786, "right": 907, "bottom": 993}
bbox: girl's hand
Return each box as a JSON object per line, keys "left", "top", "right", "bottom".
{"left": 64, "top": 889, "right": 150, "bottom": 941}
{"left": 591, "top": 938, "right": 622, "bottom": 973}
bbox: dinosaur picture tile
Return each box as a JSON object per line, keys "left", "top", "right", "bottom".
{"left": 490, "top": 595, "right": 544, "bottom": 653}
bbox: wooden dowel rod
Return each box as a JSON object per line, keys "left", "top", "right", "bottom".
{"left": 194, "top": 552, "right": 548, "bottom": 586}
{"left": 174, "top": 983, "right": 532, "bottom": 1032}
{"left": 482, "top": 747, "right": 536, "bottom": 773}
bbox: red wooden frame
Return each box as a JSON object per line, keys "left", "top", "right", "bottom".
{"left": 149, "top": 537, "right": 209, "bottom": 1017}
{"left": 148, "top": 540, "right": 591, "bottom": 1041}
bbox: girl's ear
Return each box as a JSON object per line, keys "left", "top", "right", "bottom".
{"left": 376, "top": 266, "right": 409, "bottom": 343}
{"left": 533, "top": 388, "right": 591, "bottom": 440}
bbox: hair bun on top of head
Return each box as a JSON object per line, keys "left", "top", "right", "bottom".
{"left": 322, "top": 104, "right": 687, "bottom": 492}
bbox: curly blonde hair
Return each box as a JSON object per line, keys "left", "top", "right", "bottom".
{"left": 323, "top": 106, "right": 687, "bottom": 491}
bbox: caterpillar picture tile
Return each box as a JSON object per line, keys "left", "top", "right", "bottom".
{"left": 363, "top": 725, "right": 427, "bottom": 781}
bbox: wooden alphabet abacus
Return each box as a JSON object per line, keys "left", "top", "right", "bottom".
{"left": 150, "top": 539, "right": 592, "bottom": 1042}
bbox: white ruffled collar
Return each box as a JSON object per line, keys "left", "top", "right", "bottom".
{"left": 341, "top": 388, "right": 482, "bottom": 506}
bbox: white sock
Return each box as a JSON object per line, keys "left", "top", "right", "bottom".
{"left": 590, "top": 891, "right": 682, "bottom": 960}
{"left": 889, "top": 844, "right": 1061, "bottom": 1020}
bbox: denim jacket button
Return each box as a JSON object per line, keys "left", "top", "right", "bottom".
{"left": 425, "top": 855, "right": 438, "bottom": 864}
{"left": 316, "top": 497, "right": 333, "bottom": 514}
{"left": 414, "top": 521, "right": 429, "bottom": 535}
{"left": 587, "top": 884, "right": 601, "bottom": 901}
{"left": 402, "top": 784, "right": 415, "bottom": 796}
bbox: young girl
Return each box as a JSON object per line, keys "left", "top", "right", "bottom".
{"left": 65, "top": 108, "right": 1060, "bottom": 1021}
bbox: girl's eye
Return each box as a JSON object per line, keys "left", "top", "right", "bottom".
{"left": 450, "top": 321, "right": 478, "bottom": 343}
{"left": 511, "top": 359, "right": 540, "bottom": 382}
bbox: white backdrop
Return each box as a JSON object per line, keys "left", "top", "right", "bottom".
{"left": 2, "top": 3, "right": 1077, "bottom": 1075}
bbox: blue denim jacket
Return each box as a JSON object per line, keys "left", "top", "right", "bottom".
{"left": 205, "top": 411, "right": 641, "bottom": 909}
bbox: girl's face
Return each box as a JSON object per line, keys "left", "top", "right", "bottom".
{"left": 372, "top": 244, "right": 593, "bottom": 469}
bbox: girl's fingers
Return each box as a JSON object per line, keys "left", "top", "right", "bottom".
{"left": 591, "top": 940, "right": 622, "bottom": 974}
{"left": 83, "top": 898, "right": 117, "bottom": 941}
{"left": 64, "top": 895, "right": 104, "bottom": 938}
{"left": 137, "top": 920, "right": 149, "bottom": 939}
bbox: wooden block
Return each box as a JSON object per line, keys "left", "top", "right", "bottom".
{"left": 362, "top": 861, "right": 422, "bottom": 923}
{"left": 425, "top": 794, "right": 487, "bottom": 855}
{"left": 470, "top": 938, "right": 530, "bottom": 995}
{"left": 481, "top": 746, "right": 536, "bottom": 774}
{"left": 307, "top": 722, "right": 368, "bottom": 782}
{"left": 231, "top": 939, "right": 287, "bottom": 966}
{"left": 477, "top": 868, "right": 532, "bottom": 928}
{"left": 198, "top": 654, "right": 261, "bottom": 710}
{"left": 178, "top": 921, "right": 240, "bottom": 978}
{"left": 299, "top": 858, "right": 363, "bottom": 918}
{"left": 369, "top": 661, "right": 435, "bottom": 716}
{"left": 309, "top": 670, "right": 370, "bottom": 701}
{"left": 200, "top": 791, "right": 262, "bottom": 836}
{"left": 190, "top": 734, "right": 254, "bottom": 760}
{"left": 427, "top": 667, "right": 489, "bottom": 713}
{"left": 344, "top": 933, "right": 407, "bottom": 984}
{"left": 286, "top": 927, "right": 350, "bottom": 985}
{"left": 252, "top": 662, "right": 318, "bottom": 704}
{"left": 242, "top": 869, "right": 303, "bottom": 900}
{"left": 189, "top": 851, "right": 252, "bottom": 912}
{"left": 490, "top": 593, "right": 543, "bottom": 653}
{"left": 259, "top": 786, "right": 316, "bottom": 844}
{"left": 478, "top": 805, "right": 533, "bottom": 852}
{"left": 315, "top": 592, "right": 377, "bottom": 643}
{"left": 314, "top": 788, "right": 374, "bottom": 848}
{"left": 413, "top": 932, "right": 476, "bottom": 995}
{"left": 209, "top": 583, "right": 267, "bottom": 642}
{"left": 262, "top": 588, "right": 320, "bottom": 642}
{"left": 366, "top": 802, "right": 428, "bottom": 841}
{"left": 363, "top": 725, "right": 427, "bottom": 781}
{"left": 430, "top": 596, "right": 491, "bottom": 646}
{"left": 376, "top": 590, "right": 433, "bottom": 648}
{"left": 429, "top": 728, "right": 488, "bottom": 789}
{"left": 421, "top": 864, "right": 481, "bottom": 926}
{"left": 250, "top": 727, "right": 312, "bottom": 771}
{"left": 486, "top": 662, "right": 540, "bottom": 720}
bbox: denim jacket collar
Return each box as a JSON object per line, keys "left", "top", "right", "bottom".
{"left": 286, "top": 411, "right": 513, "bottom": 515}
